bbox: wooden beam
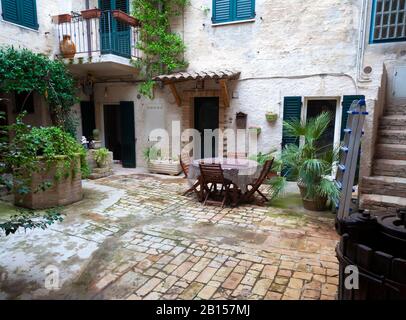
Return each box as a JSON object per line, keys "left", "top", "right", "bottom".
{"left": 169, "top": 83, "right": 181, "bottom": 107}
{"left": 220, "top": 79, "right": 230, "bottom": 108}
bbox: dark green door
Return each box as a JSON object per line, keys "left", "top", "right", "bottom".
{"left": 119, "top": 101, "right": 136, "bottom": 168}
{"left": 99, "top": 0, "right": 131, "bottom": 58}
{"left": 194, "top": 97, "right": 219, "bottom": 158}
{"left": 80, "top": 101, "right": 96, "bottom": 141}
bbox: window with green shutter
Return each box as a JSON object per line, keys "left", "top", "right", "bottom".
{"left": 212, "top": 0, "right": 255, "bottom": 24}
{"left": 1, "top": 0, "right": 38, "bottom": 30}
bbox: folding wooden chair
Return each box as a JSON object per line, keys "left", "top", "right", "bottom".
{"left": 199, "top": 163, "right": 234, "bottom": 208}
{"left": 242, "top": 159, "right": 274, "bottom": 203}
{"left": 180, "top": 153, "right": 203, "bottom": 201}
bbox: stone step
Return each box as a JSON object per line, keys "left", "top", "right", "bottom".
{"left": 375, "top": 144, "right": 406, "bottom": 160}
{"left": 378, "top": 130, "right": 406, "bottom": 145}
{"left": 360, "top": 193, "right": 406, "bottom": 215}
{"left": 379, "top": 115, "right": 406, "bottom": 130}
{"left": 373, "top": 159, "right": 406, "bottom": 178}
{"left": 385, "top": 104, "right": 406, "bottom": 116}
{"left": 361, "top": 176, "right": 406, "bottom": 198}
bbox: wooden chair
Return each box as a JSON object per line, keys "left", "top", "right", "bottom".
{"left": 242, "top": 159, "right": 274, "bottom": 203}
{"left": 180, "top": 153, "right": 202, "bottom": 200}
{"left": 199, "top": 163, "right": 234, "bottom": 207}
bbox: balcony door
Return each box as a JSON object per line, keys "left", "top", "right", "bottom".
{"left": 99, "top": 0, "right": 131, "bottom": 58}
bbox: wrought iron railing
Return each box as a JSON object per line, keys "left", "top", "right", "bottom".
{"left": 55, "top": 10, "right": 140, "bottom": 60}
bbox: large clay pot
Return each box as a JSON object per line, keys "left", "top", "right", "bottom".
{"left": 298, "top": 181, "right": 328, "bottom": 211}
{"left": 60, "top": 35, "right": 76, "bottom": 58}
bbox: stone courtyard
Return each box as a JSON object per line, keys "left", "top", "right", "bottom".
{"left": 0, "top": 171, "right": 339, "bottom": 300}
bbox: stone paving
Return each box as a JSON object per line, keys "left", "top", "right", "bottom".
{"left": 0, "top": 172, "right": 339, "bottom": 300}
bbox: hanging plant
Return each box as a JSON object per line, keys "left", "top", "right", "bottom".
{"left": 132, "top": 0, "right": 189, "bottom": 98}
{"left": 0, "top": 47, "right": 79, "bottom": 136}
{"left": 266, "top": 112, "right": 278, "bottom": 122}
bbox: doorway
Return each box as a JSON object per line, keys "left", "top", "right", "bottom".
{"left": 103, "top": 101, "right": 136, "bottom": 168}
{"left": 194, "top": 97, "right": 219, "bottom": 158}
{"left": 80, "top": 101, "right": 96, "bottom": 141}
{"left": 305, "top": 99, "right": 338, "bottom": 151}
{"left": 99, "top": 0, "right": 131, "bottom": 58}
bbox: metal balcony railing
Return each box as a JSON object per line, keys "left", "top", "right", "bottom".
{"left": 55, "top": 10, "right": 140, "bottom": 60}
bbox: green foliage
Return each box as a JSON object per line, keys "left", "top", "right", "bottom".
{"left": 269, "top": 112, "right": 340, "bottom": 203}
{"left": 0, "top": 113, "right": 89, "bottom": 195}
{"left": 0, "top": 47, "right": 78, "bottom": 133}
{"left": 94, "top": 148, "right": 109, "bottom": 167}
{"left": 143, "top": 146, "right": 160, "bottom": 162}
{"left": 132, "top": 0, "right": 189, "bottom": 98}
{"left": 0, "top": 208, "right": 64, "bottom": 236}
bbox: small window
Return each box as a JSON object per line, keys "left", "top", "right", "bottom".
{"left": 212, "top": 0, "right": 255, "bottom": 24}
{"left": 14, "top": 92, "right": 35, "bottom": 114}
{"left": 1, "top": 0, "right": 39, "bottom": 30}
{"left": 371, "top": 0, "right": 406, "bottom": 43}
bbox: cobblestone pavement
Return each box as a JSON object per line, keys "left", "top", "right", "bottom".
{"left": 0, "top": 173, "right": 339, "bottom": 300}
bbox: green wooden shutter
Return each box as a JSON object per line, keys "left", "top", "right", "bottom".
{"left": 213, "top": 0, "right": 232, "bottom": 23}
{"left": 120, "top": 101, "right": 136, "bottom": 168}
{"left": 282, "top": 96, "right": 302, "bottom": 149}
{"left": 213, "top": 0, "right": 255, "bottom": 23}
{"left": 1, "top": 0, "right": 38, "bottom": 29}
{"left": 20, "top": 0, "right": 38, "bottom": 29}
{"left": 235, "top": 0, "right": 255, "bottom": 20}
{"left": 341, "top": 95, "right": 365, "bottom": 140}
{"left": 1, "top": 0, "right": 19, "bottom": 24}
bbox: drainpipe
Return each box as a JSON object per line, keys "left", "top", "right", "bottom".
{"left": 356, "top": 0, "right": 371, "bottom": 83}
{"left": 85, "top": 0, "right": 92, "bottom": 58}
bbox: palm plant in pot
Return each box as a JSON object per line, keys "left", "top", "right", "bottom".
{"left": 269, "top": 112, "right": 340, "bottom": 211}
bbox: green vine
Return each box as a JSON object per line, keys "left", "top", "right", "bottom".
{"left": 132, "top": 0, "right": 189, "bottom": 98}
{"left": 0, "top": 47, "right": 78, "bottom": 135}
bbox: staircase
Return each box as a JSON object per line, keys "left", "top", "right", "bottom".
{"left": 360, "top": 103, "right": 406, "bottom": 215}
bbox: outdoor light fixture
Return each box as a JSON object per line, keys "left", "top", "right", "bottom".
{"left": 104, "top": 87, "right": 108, "bottom": 98}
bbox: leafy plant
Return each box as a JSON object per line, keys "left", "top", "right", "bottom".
{"left": 0, "top": 47, "right": 78, "bottom": 135}
{"left": 132, "top": 0, "right": 189, "bottom": 98}
{"left": 143, "top": 146, "right": 160, "bottom": 162}
{"left": 0, "top": 113, "right": 89, "bottom": 196}
{"left": 269, "top": 112, "right": 340, "bottom": 204}
{"left": 0, "top": 208, "right": 64, "bottom": 236}
{"left": 94, "top": 148, "right": 109, "bottom": 168}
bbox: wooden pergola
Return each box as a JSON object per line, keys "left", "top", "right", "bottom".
{"left": 153, "top": 70, "right": 241, "bottom": 107}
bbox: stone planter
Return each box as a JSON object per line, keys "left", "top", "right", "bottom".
{"left": 14, "top": 155, "right": 83, "bottom": 209}
{"left": 148, "top": 160, "right": 182, "bottom": 176}
{"left": 298, "top": 181, "right": 328, "bottom": 211}
{"left": 86, "top": 149, "right": 113, "bottom": 180}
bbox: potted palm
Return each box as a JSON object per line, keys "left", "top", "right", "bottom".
{"left": 269, "top": 112, "right": 340, "bottom": 211}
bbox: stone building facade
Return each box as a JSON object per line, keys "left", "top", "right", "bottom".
{"left": 1, "top": 0, "right": 406, "bottom": 213}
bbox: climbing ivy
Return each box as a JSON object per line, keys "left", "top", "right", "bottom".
{"left": 132, "top": 0, "right": 189, "bottom": 98}
{"left": 0, "top": 47, "right": 78, "bottom": 136}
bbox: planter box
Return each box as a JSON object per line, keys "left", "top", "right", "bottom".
{"left": 14, "top": 155, "right": 83, "bottom": 209}
{"left": 148, "top": 160, "right": 182, "bottom": 176}
{"left": 249, "top": 127, "right": 262, "bottom": 135}
{"left": 112, "top": 10, "right": 139, "bottom": 27}
{"left": 52, "top": 14, "right": 72, "bottom": 24}
{"left": 81, "top": 8, "right": 102, "bottom": 19}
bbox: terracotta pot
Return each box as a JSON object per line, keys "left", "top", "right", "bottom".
{"left": 81, "top": 8, "right": 102, "bottom": 19}
{"left": 267, "top": 171, "right": 278, "bottom": 179}
{"left": 112, "top": 10, "right": 139, "bottom": 27}
{"left": 60, "top": 35, "right": 76, "bottom": 58}
{"left": 298, "top": 182, "right": 328, "bottom": 211}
